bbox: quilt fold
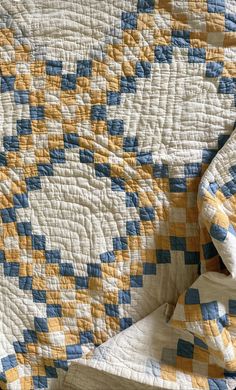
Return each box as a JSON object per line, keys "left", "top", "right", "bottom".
{"left": 64, "top": 130, "right": 236, "bottom": 389}
{"left": 0, "top": 1, "right": 235, "bottom": 390}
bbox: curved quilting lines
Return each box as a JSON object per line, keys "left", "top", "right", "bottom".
{"left": 0, "top": 1, "right": 235, "bottom": 388}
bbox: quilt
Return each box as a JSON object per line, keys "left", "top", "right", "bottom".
{"left": 0, "top": 0, "right": 236, "bottom": 389}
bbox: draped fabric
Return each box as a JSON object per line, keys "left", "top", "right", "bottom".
{"left": 0, "top": 1, "right": 235, "bottom": 389}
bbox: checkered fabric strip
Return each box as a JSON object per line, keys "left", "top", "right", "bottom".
{"left": 171, "top": 277, "right": 236, "bottom": 373}
{"left": 0, "top": 0, "right": 235, "bottom": 389}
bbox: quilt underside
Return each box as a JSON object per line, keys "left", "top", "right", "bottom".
{"left": 0, "top": 0, "right": 236, "bottom": 389}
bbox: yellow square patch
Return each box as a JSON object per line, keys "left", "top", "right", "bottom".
{"left": 206, "top": 14, "right": 225, "bottom": 32}
{"left": 184, "top": 304, "right": 203, "bottom": 321}
{"left": 5, "top": 367, "right": 19, "bottom": 383}
{"left": 30, "top": 91, "right": 45, "bottom": 105}
{"left": 194, "top": 346, "right": 209, "bottom": 363}
{"left": 30, "top": 61, "right": 45, "bottom": 77}
{"left": 15, "top": 74, "right": 31, "bottom": 90}
{"left": 60, "top": 90, "right": 76, "bottom": 105}
{"left": 45, "top": 104, "right": 62, "bottom": 121}
{"left": 176, "top": 356, "right": 193, "bottom": 372}
{"left": 190, "top": 32, "right": 208, "bottom": 48}
{"left": 137, "top": 14, "right": 155, "bottom": 30}
{"left": 191, "top": 374, "right": 209, "bottom": 389}
{"left": 160, "top": 363, "right": 176, "bottom": 382}
{"left": 153, "top": 29, "right": 171, "bottom": 46}
{"left": 123, "top": 30, "right": 140, "bottom": 46}
{"left": 0, "top": 28, "right": 14, "bottom": 46}
{"left": 171, "top": 13, "right": 189, "bottom": 30}
{"left": 0, "top": 62, "right": 16, "bottom": 76}
{"left": 91, "top": 303, "right": 105, "bottom": 318}
{"left": 107, "top": 44, "right": 123, "bottom": 62}
{"left": 88, "top": 277, "right": 103, "bottom": 291}
{"left": 46, "top": 75, "right": 61, "bottom": 90}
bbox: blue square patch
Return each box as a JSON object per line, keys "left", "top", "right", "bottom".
{"left": 172, "top": 30, "right": 190, "bottom": 47}
{"left": 184, "top": 251, "right": 200, "bottom": 265}
{"left": 120, "top": 76, "right": 136, "bottom": 93}
{"left": 153, "top": 164, "right": 169, "bottom": 178}
{"left": 75, "top": 276, "right": 88, "bottom": 289}
{"left": 87, "top": 263, "right": 102, "bottom": 278}
{"left": 118, "top": 290, "right": 131, "bottom": 304}
{"left": 130, "top": 275, "right": 143, "bottom": 287}
{"left": 113, "top": 236, "right": 128, "bottom": 250}
{"left": 77, "top": 60, "right": 92, "bottom": 77}
{"left": 32, "top": 290, "right": 46, "bottom": 303}
{"left": 107, "top": 119, "right": 124, "bottom": 135}
{"left": 202, "top": 242, "right": 218, "bottom": 259}
{"left": 59, "top": 263, "right": 74, "bottom": 276}
{"left": 17, "top": 221, "right": 32, "bottom": 236}
{"left": 229, "top": 300, "right": 236, "bottom": 315}
{"left": 201, "top": 301, "right": 219, "bottom": 320}
{"left": 26, "top": 176, "right": 41, "bottom": 191}
{"left": 137, "top": 0, "right": 155, "bottom": 13}
{"left": 225, "top": 13, "right": 236, "bottom": 32}
{"left": 126, "top": 220, "right": 140, "bottom": 236}
{"left": 207, "top": 0, "right": 225, "bottom": 13}
{"left": 177, "top": 339, "right": 194, "bottom": 359}
{"left": 14, "top": 90, "right": 29, "bottom": 104}
{"left": 80, "top": 331, "right": 94, "bottom": 344}
{"left": 19, "top": 276, "right": 32, "bottom": 290}
{"left": 121, "top": 12, "right": 137, "bottom": 30}
{"left": 46, "top": 60, "right": 62, "bottom": 76}
{"left": 13, "top": 193, "right": 29, "bottom": 209}
{"left": 64, "top": 133, "right": 79, "bottom": 148}
{"left": 34, "top": 317, "right": 48, "bottom": 332}
{"left": 37, "top": 164, "right": 54, "bottom": 177}
{"left": 50, "top": 149, "right": 66, "bottom": 164}
{"left": 47, "top": 304, "right": 62, "bottom": 318}
{"left": 1, "top": 76, "right": 15, "bottom": 93}
{"left": 107, "top": 91, "right": 121, "bottom": 106}
{"left": 123, "top": 136, "right": 138, "bottom": 152}
{"left": 155, "top": 46, "right": 173, "bottom": 63}
{"left": 91, "top": 105, "right": 106, "bottom": 120}
{"left": 61, "top": 74, "right": 77, "bottom": 90}
{"left": 30, "top": 106, "right": 44, "bottom": 120}
{"left": 33, "top": 376, "right": 48, "bottom": 389}
{"left": 140, "top": 207, "right": 155, "bottom": 221}
{"left": 66, "top": 344, "right": 82, "bottom": 359}
{"left": 185, "top": 288, "right": 200, "bottom": 305}
{"left": 105, "top": 304, "right": 119, "bottom": 317}
{"left": 135, "top": 61, "right": 151, "bottom": 78}
{"left": 100, "top": 251, "right": 115, "bottom": 263}
{"left": 218, "top": 78, "right": 236, "bottom": 94}
{"left": 206, "top": 62, "right": 223, "bottom": 78}
{"left": 45, "top": 250, "right": 61, "bottom": 263}
{"left": 143, "top": 263, "right": 156, "bottom": 275}
{"left": 1, "top": 207, "right": 16, "bottom": 223}
{"left": 126, "top": 192, "right": 139, "bottom": 207}
{"left": 80, "top": 149, "right": 94, "bottom": 163}
{"left": 95, "top": 163, "right": 110, "bottom": 177}
{"left": 4, "top": 262, "right": 19, "bottom": 276}
{"left": 3, "top": 136, "right": 19, "bottom": 151}
{"left": 156, "top": 250, "right": 171, "bottom": 263}
{"left": 17, "top": 119, "right": 32, "bottom": 135}
{"left": 120, "top": 317, "right": 132, "bottom": 330}
{"left": 170, "top": 236, "right": 186, "bottom": 251}
{"left": 169, "top": 178, "right": 187, "bottom": 193}
{"left": 188, "top": 48, "right": 206, "bottom": 63}
{"left": 1, "top": 354, "right": 17, "bottom": 371}
{"left": 111, "top": 178, "right": 125, "bottom": 192}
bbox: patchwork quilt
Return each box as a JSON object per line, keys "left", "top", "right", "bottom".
{"left": 0, "top": 0, "right": 236, "bottom": 389}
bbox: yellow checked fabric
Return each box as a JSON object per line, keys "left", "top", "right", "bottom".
{"left": 0, "top": 0, "right": 235, "bottom": 389}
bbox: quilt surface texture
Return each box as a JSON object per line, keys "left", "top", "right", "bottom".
{"left": 0, "top": 0, "right": 236, "bottom": 389}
